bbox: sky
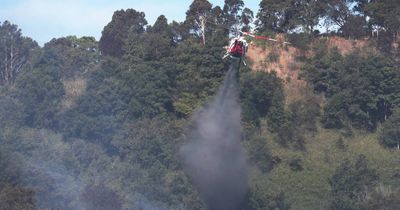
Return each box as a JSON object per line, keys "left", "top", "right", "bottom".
{"left": 0, "top": 0, "right": 260, "bottom": 46}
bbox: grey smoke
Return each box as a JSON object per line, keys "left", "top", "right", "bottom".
{"left": 134, "top": 194, "right": 167, "bottom": 210}
{"left": 21, "top": 157, "right": 85, "bottom": 210}
{"left": 180, "top": 63, "right": 248, "bottom": 210}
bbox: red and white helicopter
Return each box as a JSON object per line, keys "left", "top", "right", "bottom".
{"left": 223, "top": 31, "right": 290, "bottom": 66}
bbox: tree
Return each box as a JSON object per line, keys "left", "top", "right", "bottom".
{"left": 81, "top": 184, "right": 122, "bottom": 210}
{"left": 186, "top": 0, "right": 213, "bottom": 45}
{"left": 0, "top": 185, "right": 38, "bottom": 210}
{"left": 241, "top": 8, "right": 254, "bottom": 32}
{"left": 172, "top": 32, "right": 227, "bottom": 117}
{"left": 41, "top": 36, "right": 100, "bottom": 78}
{"left": 246, "top": 189, "right": 290, "bottom": 210}
{"left": 125, "top": 15, "right": 174, "bottom": 61}
{"left": 0, "top": 92, "right": 24, "bottom": 129}
{"left": 324, "top": 0, "right": 369, "bottom": 38}
{"left": 277, "top": 97, "right": 321, "bottom": 150}
{"left": 293, "top": 0, "right": 326, "bottom": 33}
{"left": 325, "top": 0, "right": 354, "bottom": 30}
{"left": 240, "top": 71, "right": 285, "bottom": 127}
{"left": 303, "top": 42, "right": 400, "bottom": 130}
{"left": 15, "top": 51, "right": 65, "bottom": 128}
{"left": 0, "top": 21, "right": 38, "bottom": 85}
{"left": 124, "top": 63, "right": 173, "bottom": 118}
{"left": 379, "top": 108, "right": 400, "bottom": 149}
{"left": 359, "top": 185, "right": 400, "bottom": 210}
{"left": 99, "top": 9, "right": 147, "bottom": 57}
{"left": 361, "top": 0, "right": 400, "bottom": 36}
{"left": 246, "top": 136, "right": 273, "bottom": 173}
{"left": 341, "top": 15, "right": 368, "bottom": 38}
{"left": 223, "top": 0, "right": 244, "bottom": 35}
{"left": 322, "top": 92, "right": 349, "bottom": 129}
{"left": 329, "top": 155, "right": 379, "bottom": 210}
{"left": 256, "top": 0, "right": 296, "bottom": 33}
{"left": 0, "top": 150, "right": 38, "bottom": 210}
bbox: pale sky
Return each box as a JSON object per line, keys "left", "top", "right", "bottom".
{"left": 0, "top": 0, "right": 260, "bottom": 46}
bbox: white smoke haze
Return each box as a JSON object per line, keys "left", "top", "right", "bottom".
{"left": 21, "top": 157, "right": 86, "bottom": 210}
{"left": 180, "top": 63, "right": 248, "bottom": 210}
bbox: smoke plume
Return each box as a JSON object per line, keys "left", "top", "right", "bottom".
{"left": 180, "top": 63, "right": 248, "bottom": 210}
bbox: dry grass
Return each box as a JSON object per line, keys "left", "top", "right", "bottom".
{"left": 247, "top": 39, "right": 309, "bottom": 105}
{"left": 325, "top": 36, "right": 368, "bottom": 55}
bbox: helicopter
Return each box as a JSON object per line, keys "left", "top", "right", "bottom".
{"left": 222, "top": 30, "right": 290, "bottom": 66}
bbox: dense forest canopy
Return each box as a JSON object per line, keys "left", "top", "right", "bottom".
{"left": 0, "top": 0, "right": 399, "bottom": 209}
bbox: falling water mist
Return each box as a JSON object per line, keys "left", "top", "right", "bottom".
{"left": 180, "top": 62, "right": 248, "bottom": 210}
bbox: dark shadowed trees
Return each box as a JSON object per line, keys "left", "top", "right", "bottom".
{"left": 379, "top": 108, "right": 400, "bottom": 149}
{"left": 329, "top": 155, "right": 378, "bottom": 210}
{"left": 15, "top": 51, "right": 65, "bottom": 128}
{"left": 223, "top": 0, "right": 244, "bottom": 35}
{"left": 0, "top": 150, "right": 38, "bottom": 210}
{"left": 99, "top": 9, "right": 147, "bottom": 57}
{"left": 81, "top": 184, "right": 122, "bottom": 210}
{"left": 293, "top": 0, "right": 326, "bottom": 33}
{"left": 303, "top": 41, "right": 400, "bottom": 130}
{"left": 240, "top": 71, "right": 285, "bottom": 128}
{"left": 256, "top": 0, "right": 296, "bottom": 33}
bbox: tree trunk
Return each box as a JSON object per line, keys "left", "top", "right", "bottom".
{"left": 1, "top": 35, "right": 25, "bottom": 85}
{"left": 199, "top": 16, "right": 206, "bottom": 45}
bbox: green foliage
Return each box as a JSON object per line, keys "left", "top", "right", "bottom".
{"left": 289, "top": 158, "right": 303, "bottom": 171}
{"left": 359, "top": 185, "right": 400, "bottom": 210}
{"left": 257, "top": 0, "right": 325, "bottom": 33}
{"left": 112, "top": 117, "right": 180, "bottom": 169}
{"left": 0, "top": 149, "right": 39, "bottom": 210}
{"left": 223, "top": 0, "right": 244, "bottom": 23}
{"left": 185, "top": 0, "right": 213, "bottom": 44}
{"left": 267, "top": 51, "right": 279, "bottom": 63}
{"left": 274, "top": 97, "right": 320, "bottom": 150}
{"left": 287, "top": 32, "right": 313, "bottom": 51}
{"left": 240, "top": 71, "right": 284, "bottom": 127}
{"left": 324, "top": 0, "right": 361, "bottom": 34}
{"left": 246, "top": 186, "right": 291, "bottom": 210}
{"left": 2, "top": 2, "right": 400, "bottom": 210}
{"left": 292, "top": 0, "right": 326, "bottom": 33}
{"left": 220, "top": 3, "right": 255, "bottom": 36}
{"left": 123, "top": 63, "right": 173, "bottom": 118}
{"left": 15, "top": 53, "right": 65, "bottom": 128}
{"left": 81, "top": 183, "right": 122, "bottom": 210}
{"left": 59, "top": 54, "right": 174, "bottom": 144}
{"left": 0, "top": 89, "right": 25, "bottom": 129}
{"left": 341, "top": 15, "right": 368, "bottom": 38}
{"left": 256, "top": 0, "right": 296, "bottom": 33}
{"left": 124, "top": 15, "right": 174, "bottom": 62}
{"left": 99, "top": 9, "right": 147, "bottom": 57}
{"left": 362, "top": 0, "right": 400, "bottom": 35}
{"left": 43, "top": 36, "right": 100, "bottom": 78}
{"left": 245, "top": 135, "right": 273, "bottom": 173}
{"left": 289, "top": 98, "right": 320, "bottom": 132}
{"left": 0, "top": 185, "right": 38, "bottom": 210}
{"left": 329, "top": 155, "right": 379, "bottom": 210}
{"left": 241, "top": 7, "right": 254, "bottom": 32}
{"left": 379, "top": 108, "right": 400, "bottom": 149}
{"left": 0, "top": 21, "right": 38, "bottom": 85}
{"left": 173, "top": 38, "right": 226, "bottom": 117}
{"left": 303, "top": 43, "right": 400, "bottom": 130}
